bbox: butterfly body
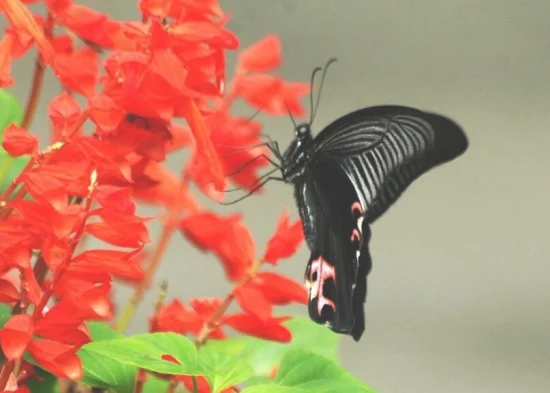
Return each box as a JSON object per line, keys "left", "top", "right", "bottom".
{"left": 280, "top": 105, "right": 468, "bottom": 341}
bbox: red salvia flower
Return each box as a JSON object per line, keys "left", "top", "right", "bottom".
{"left": 263, "top": 211, "right": 304, "bottom": 265}
{"left": 223, "top": 314, "right": 292, "bottom": 343}
{"left": 179, "top": 211, "right": 255, "bottom": 281}
{"left": 234, "top": 284, "right": 272, "bottom": 321}
{"left": 0, "top": 315, "right": 34, "bottom": 361}
{"left": 0, "top": 0, "right": 54, "bottom": 64}
{"left": 53, "top": 46, "right": 99, "bottom": 97}
{"left": 0, "top": 35, "right": 14, "bottom": 87}
{"left": 252, "top": 272, "right": 308, "bottom": 305}
{"left": 47, "top": 92, "right": 83, "bottom": 142}
{"left": 27, "top": 339, "right": 82, "bottom": 379}
{"left": 237, "top": 34, "right": 281, "bottom": 73}
{"left": 2, "top": 123, "right": 38, "bottom": 157}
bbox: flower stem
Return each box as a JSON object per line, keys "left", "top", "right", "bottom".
{"left": 116, "top": 223, "right": 175, "bottom": 332}
{"left": 195, "top": 259, "right": 264, "bottom": 347}
{"left": 22, "top": 12, "right": 54, "bottom": 130}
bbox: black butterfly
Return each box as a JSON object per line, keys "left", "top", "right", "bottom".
{"left": 221, "top": 59, "right": 468, "bottom": 341}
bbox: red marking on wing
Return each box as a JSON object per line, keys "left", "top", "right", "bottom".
{"left": 351, "top": 201, "right": 363, "bottom": 215}
{"left": 350, "top": 229, "right": 361, "bottom": 242}
{"left": 307, "top": 256, "right": 337, "bottom": 315}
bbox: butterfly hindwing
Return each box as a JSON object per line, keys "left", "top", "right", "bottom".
{"left": 298, "top": 156, "right": 371, "bottom": 340}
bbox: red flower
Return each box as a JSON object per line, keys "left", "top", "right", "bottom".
{"left": 69, "top": 248, "right": 144, "bottom": 281}
{"left": 0, "top": 315, "right": 33, "bottom": 361}
{"left": 237, "top": 34, "right": 281, "bottom": 73}
{"left": 27, "top": 339, "right": 82, "bottom": 379}
{"left": 252, "top": 272, "right": 308, "bottom": 305}
{"left": 234, "top": 284, "right": 272, "bottom": 321}
{"left": 0, "top": 0, "right": 54, "bottom": 64}
{"left": 152, "top": 298, "right": 225, "bottom": 339}
{"left": 47, "top": 92, "right": 84, "bottom": 142}
{"left": 179, "top": 211, "right": 255, "bottom": 281}
{"left": 53, "top": 46, "right": 99, "bottom": 97}
{"left": 223, "top": 314, "right": 292, "bottom": 343}
{"left": 2, "top": 123, "right": 38, "bottom": 157}
{"left": 87, "top": 94, "right": 126, "bottom": 133}
{"left": 263, "top": 211, "right": 304, "bottom": 265}
{"left": 0, "top": 35, "right": 14, "bottom": 87}
{"left": 0, "top": 278, "right": 20, "bottom": 303}
{"left": 235, "top": 74, "right": 309, "bottom": 116}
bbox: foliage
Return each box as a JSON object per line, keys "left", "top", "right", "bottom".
{"left": 0, "top": 1, "right": 376, "bottom": 393}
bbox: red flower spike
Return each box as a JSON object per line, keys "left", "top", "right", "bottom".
{"left": 69, "top": 248, "right": 144, "bottom": 281}
{"left": 223, "top": 314, "right": 292, "bottom": 343}
{"left": 53, "top": 46, "right": 98, "bottom": 97}
{"left": 5, "top": 24, "right": 34, "bottom": 59}
{"left": 41, "top": 235, "right": 71, "bottom": 272}
{"left": 47, "top": 92, "right": 83, "bottom": 142}
{"left": 253, "top": 272, "right": 308, "bottom": 305}
{"left": 0, "top": 278, "right": 20, "bottom": 303}
{"left": 76, "top": 283, "right": 113, "bottom": 320}
{"left": 181, "top": 99, "right": 225, "bottom": 192}
{"left": 21, "top": 266, "right": 41, "bottom": 305}
{"left": 234, "top": 284, "right": 272, "bottom": 321}
{"left": 179, "top": 211, "right": 255, "bottom": 281}
{"left": 35, "top": 304, "right": 91, "bottom": 345}
{"left": 52, "top": 269, "right": 111, "bottom": 299}
{"left": 94, "top": 185, "right": 136, "bottom": 215}
{"left": 2, "top": 123, "right": 38, "bottom": 157}
{"left": 102, "top": 51, "right": 177, "bottom": 120}
{"left": 28, "top": 340, "right": 82, "bottom": 379}
{"left": 57, "top": 4, "right": 115, "bottom": 49}
{"left": 0, "top": 0, "right": 54, "bottom": 65}
{"left": 237, "top": 34, "right": 281, "bottom": 73}
{"left": 139, "top": 0, "right": 171, "bottom": 21}
{"left": 263, "top": 211, "right": 304, "bottom": 265}
{"left": 0, "top": 315, "right": 34, "bottom": 361}
{"left": 0, "top": 35, "right": 14, "bottom": 87}
{"left": 45, "top": 0, "right": 72, "bottom": 13}
{"left": 87, "top": 94, "right": 126, "bottom": 133}
{"left": 152, "top": 299, "right": 203, "bottom": 336}
{"left": 236, "top": 74, "right": 309, "bottom": 117}
{"left": 168, "top": 0, "right": 224, "bottom": 20}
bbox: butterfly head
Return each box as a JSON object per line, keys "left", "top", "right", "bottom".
{"left": 280, "top": 123, "right": 314, "bottom": 182}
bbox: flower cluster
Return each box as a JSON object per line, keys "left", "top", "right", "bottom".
{"left": 0, "top": 0, "right": 309, "bottom": 392}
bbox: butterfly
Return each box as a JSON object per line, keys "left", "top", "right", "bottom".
{"left": 221, "top": 59, "right": 468, "bottom": 341}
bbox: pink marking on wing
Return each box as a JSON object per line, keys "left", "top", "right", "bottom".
{"left": 351, "top": 201, "right": 363, "bottom": 215}
{"left": 350, "top": 229, "right": 361, "bottom": 242}
{"left": 308, "top": 257, "right": 337, "bottom": 315}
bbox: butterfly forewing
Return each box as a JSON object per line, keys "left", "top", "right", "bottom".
{"left": 312, "top": 105, "right": 468, "bottom": 223}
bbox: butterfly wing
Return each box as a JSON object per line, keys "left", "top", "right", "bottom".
{"left": 311, "top": 105, "right": 468, "bottom": 222}
{"left": 296, "top": 156, "right": 372, "bottom": 341}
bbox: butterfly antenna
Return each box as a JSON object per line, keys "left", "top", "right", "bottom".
{"left": 310, "top": 57, "right": 338, "bottom": 126}
{"left": 285, "top": 101, "right": 298, "bottom": 129}
{"left": 308, "top": 66, "right": 323, "bottom": 124}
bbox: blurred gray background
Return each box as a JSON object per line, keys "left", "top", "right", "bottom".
{"left": 4, "top": 0, "right": 550, "bottom": 392}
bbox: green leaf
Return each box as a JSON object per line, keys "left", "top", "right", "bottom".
{"left": 205, "top": 315, "right": 341, "bottom": 377}
{"left": 76, "top": 323, "right": 136, "bottom": 393}
{"left": 0, "top": 89, "right": 30, "bottom": 197}
{"left": 197, "top": 348, "right": 255, "bottom": 393}
{"left": 0, "top": 303, "right": 11, "bottom": 328}
{"left": 81, "top": 332, "right": 253, "bottom": 393}
{"left": 142, "top": 375, "right": 170, "bottom": 393}
{"left": 26, "top": 367, "right": 60, "bottom": 393}
{"left": 242, "top": 386, "right": 307, "bottom": 393}
{"left": 0, "top": 89, "right": 23, "bottom": 133}
{"left": 273, "top": 349, "right": 376, "bottom": 393}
